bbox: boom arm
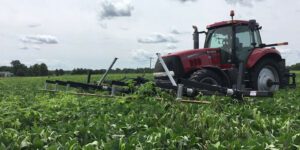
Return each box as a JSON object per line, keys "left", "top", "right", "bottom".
{"left": 259, "top": 42, "right": 288, "bottom": 48}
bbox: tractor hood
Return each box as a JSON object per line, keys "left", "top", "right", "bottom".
{"left": 162, "top": 48, "right": 220, "bottom": 58}
{"left": 154, "top": 48, "right": 222, "bottom": 79}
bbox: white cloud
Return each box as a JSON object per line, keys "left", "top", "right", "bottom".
{"left": 279, "top": 49, "right": 300, "bottom": 58}
{"left": 28, "top": 23, "right": 41, "bottom": 28}
{"left": 19, "top": 46, "right": 29, "bottom": 50}
{"left": 19, "top": 35, "right": 58, "bottom": 44}
{"left": 225, "top": 0, "right": 265, "bottom": 7}
{"left": 32, "top": 45, "right": 41, "bottom": 50}
{"left": 99, "top": 22, "right": 108, "bottom": 29}
{"left": 99, "top": 0, "right": 134, "bottom": 19}
{"left": 19, "top": 44, "right": 41, "bottom": 50}
{"left": 138, "top": 33, "right": 178, "bottom": 44}
{"left": 170, "top": 27, "right": 189, "bottom": 35}
{"left": 19, "top": 35, "right": 57, "bottom": 50}
{"left": 0, "top": 60, "right": 11, "bottom": 66}
{"left": 170, "top": 28, "right": 181, "bottom": 34}
{"left": 173, "top": 0, "right": 197, "bottom": 2}
{"left": 166, "top": 43, "right": 177, "bottom": 49}
{"left": 279, "top": 48, "right": 293, "bottom": 54}
{"left": 131, "top": 48, "right": 174, "bottom": 63}
{"left": 120, "top": 27, "right": 129, "bottom": 30}
{"left": 28, "top": 58, "right": 68, "bottom": 70}
{"left": 131, "top": 49, "right": 155, "bottom": 62}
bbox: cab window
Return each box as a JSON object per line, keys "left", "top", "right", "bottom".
{"left": 206, "top": 26, "right": 233, "bottom": 63}
{"left": 235, "top": 26, "right": 252, "bottom": 62}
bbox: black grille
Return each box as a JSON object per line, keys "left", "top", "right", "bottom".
{"left": 154, "top": 56, "right": 184, "bottom": 79}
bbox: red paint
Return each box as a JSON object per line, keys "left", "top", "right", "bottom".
{"left": 219, "top": 64, "right": 234, "bottom": 69}
{"left": 163, "top": 48, "right": 226, "bottom": 73}
{"left": 246, "top": 48, "right": 281, "bottom": 68}
{"left": 207, "top": 20, "right": 249, "bottom": 29}
{"left": 161, "top": 47, "right": 281, "bottom": 75}
{"left": 163, "top": 48, "right": 219, "bottom": 57}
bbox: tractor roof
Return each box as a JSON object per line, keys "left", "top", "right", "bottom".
{"left": 207, "top": 20, "right": 249, "bottom": 29}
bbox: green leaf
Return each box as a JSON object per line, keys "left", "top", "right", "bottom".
{"left": 20, "top": 137, "right": 32, "bottom": 148}
{"left": 212, "top": 141, "right": 221, "bottom": 149}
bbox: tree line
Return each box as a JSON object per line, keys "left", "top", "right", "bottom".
{"left": 1, "top": 60, "right": 299, "bottom": 77}
{"left": 289, "top": 63, "right": 300, "bottom": 70}
{"left": 0, "top": 60, "right": 154, "bottom": 77}
{"left": 0, "top": 60, "right": 49, "bottom": 76}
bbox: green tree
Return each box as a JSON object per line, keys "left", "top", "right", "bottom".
{"left": 54, "top": 69, "right": 59, "bottom": 76}
{"left": 39, "top": 63, "right": 48, "bottom": 76}
{"left": 58, "top": 69, "right": 64, "bottom": 76}
{"left": 0, "top": 66, "right": 11, "bottom": 72}
{"left": 29, "top": 64, "right": 40, "bottom": 76}
{"left": 10, "top": 60, "right": 28, "bottom": 76}
{"left": 54, "top": 69, "right": 65, "bottom": 76}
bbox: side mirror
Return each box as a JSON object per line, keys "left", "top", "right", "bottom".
{"left": 248, "top": 19, "right": 257, "bottom": 31}
{"left": 249, "top": 20, "right": 257, "bottom": 47}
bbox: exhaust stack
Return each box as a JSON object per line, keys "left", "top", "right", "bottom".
{"left": 193, "top": 25, "right": 199, "bottom": 49}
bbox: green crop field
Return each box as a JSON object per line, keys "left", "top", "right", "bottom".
{"left": 0, "top": 72, "right": 299, "bottom": 149}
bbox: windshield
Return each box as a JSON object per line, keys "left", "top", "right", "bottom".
{"left": 205, "top": 26, "right": 232, "bottom": 49}
{"left": 205, "top": 26, "right": 233, "bottom": 64}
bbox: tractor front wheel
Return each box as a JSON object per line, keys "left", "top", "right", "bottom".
{"left": 251, "top": 58, "right": 280, "bottom": 91}
{"left": 189, "top": 69, "right": 223, "bottom": 86}
{"left": 188, "top": 69, "right": 223, "bottom": 96}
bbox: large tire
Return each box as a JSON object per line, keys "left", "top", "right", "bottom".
{"left": 189, "top": 69, "right": 223, "bottom": 86}
{"left": 251, "top": 58, "right": 281, "bottom": 92}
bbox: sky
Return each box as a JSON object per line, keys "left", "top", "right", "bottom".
{"left": 0, "top": 0, "right": 300, "bottom": 70}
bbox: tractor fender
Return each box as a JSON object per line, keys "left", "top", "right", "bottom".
{"left": 247, "top": 48, "right": 282, "bottom": 68}
{"left": 201, "top": 66, "right": 231, "bottom": 87}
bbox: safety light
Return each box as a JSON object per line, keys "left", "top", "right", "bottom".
{"left": 230, "top": 10, "right": 235, "bottom": 21}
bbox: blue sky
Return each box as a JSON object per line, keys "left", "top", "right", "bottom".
{"left": 0, "top": 0, "right": 300, "bottom": 69}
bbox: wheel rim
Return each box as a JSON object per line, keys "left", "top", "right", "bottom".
{"left": 199, "top": 77, "right": 218, "bottom": 85}
{"left": 257, "top": 65, "right": 279, "bottom": 91}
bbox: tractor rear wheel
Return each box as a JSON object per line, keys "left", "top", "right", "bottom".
{"left": 251, "top": 58, "right": 280, "bottom": 91}
{"left": 189, "top": 69, "right": 223, "bottom": 86}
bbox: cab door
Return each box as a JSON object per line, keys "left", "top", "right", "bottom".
{"left": 205, "top": 26, "right": 233, "bottom": 64}
{"left": 234, "top": 25, "right": 262, "bottom": 63}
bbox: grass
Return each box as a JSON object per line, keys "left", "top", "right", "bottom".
{"left": 0, "top": 73, "right": 299, "bottom": 149}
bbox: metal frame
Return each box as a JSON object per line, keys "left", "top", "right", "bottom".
{"left": 156, "top": 53, "right": 177, "bottom": 86}
{"left": 44, "top": 76, "right": 148, "bottom": 96}
{"left": 177, "top": 78, "right": 273, "bottom": 101}
{"left": 98, "top": 57, "right": 118, "bottom": 85}
{"left": 156, "top": 54, "right": 274, "bottom": 101}
{"left": 43, "top": 58, "right": 149, "bottom": 96}
{"left": 285, "top": 73, "right": 296, "bottom": 88}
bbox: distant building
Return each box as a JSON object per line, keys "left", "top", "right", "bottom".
{"left": 0, "top": 71, "right": 13, "bottom": 77}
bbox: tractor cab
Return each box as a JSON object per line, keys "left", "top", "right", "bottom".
{"left": 205, "top": 21, "right": 262, "bottom": 65}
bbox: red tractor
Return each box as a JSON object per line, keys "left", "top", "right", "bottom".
{"left": 154, "top": 11, "right": 296, "bottom": 97}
